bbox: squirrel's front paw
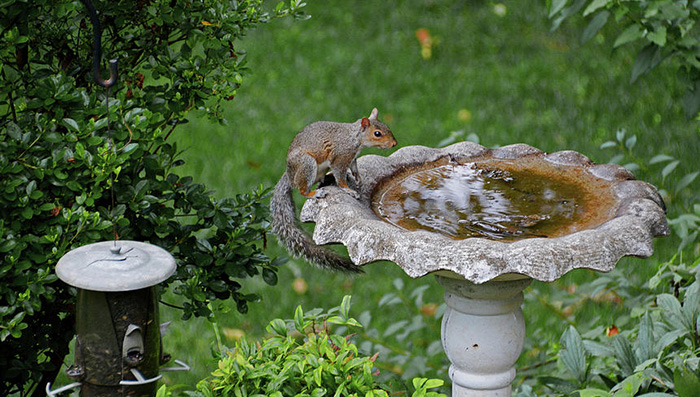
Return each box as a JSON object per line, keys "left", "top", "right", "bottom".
{"left": 342, "top": 187, "right": 360, "bottom": 199}
{"left": 313, "top": 188, "right": 328, "bottom": 199}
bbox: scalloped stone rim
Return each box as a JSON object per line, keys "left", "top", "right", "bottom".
{"left": 300, "top": 142, "right": 669, "bottom": 283}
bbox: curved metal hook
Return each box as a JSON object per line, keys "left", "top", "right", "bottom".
{"left": 80, "top": 0, "right": 118, "bottom": 88}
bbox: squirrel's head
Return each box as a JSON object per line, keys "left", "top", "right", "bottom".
{"left": 361, "top": 108, "right": 397, "bottom": 149}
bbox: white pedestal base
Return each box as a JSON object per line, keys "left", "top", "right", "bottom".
{"left": 436, "top": 276, "right": 531, "bottom": 396}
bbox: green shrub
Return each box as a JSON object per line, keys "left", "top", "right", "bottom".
{"left": 531, "top": 255, "right": 700, "bottom": 396}
{"left": 162, "top": 296, "right": 447, "bottom": 397}
{"left": 548, "top": 0, "right": 700, "bottom": 117}
{"left": 0, "top": 1, "right": 305, "bottom": 395}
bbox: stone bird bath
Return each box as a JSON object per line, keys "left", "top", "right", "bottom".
{"left": 300, "top": 142, "right": 669, "bottom": 396}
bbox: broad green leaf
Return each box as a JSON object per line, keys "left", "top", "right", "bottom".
{"left": 582, "top": 11, "right": 610, "bottom": 44}
{"left": 613, "top": 335, "right": 637, "bottom": 377}
{"left": 313, "top": 366, "right": 322, "bottom": 387}
{"left": 122, "top": 143, "right": 139, "bottom": 153}
{"left": 413, "top": 377, "right": 428, "bottom": 388}
{"left": 383, "top": 320, "right": 409, "bottom": 337}
{"left": 675, "top": 171, "right": 700, "bottom": 194}
{"left": 600, "top": 141, "right": 617, "bottom": 149}
{"left": 549, "top": 0, "right": 569, "bottom": 17}
{"left": 423, "top": 379, "right": 444, "bottom": 388}
{"left": 613, "top": 372, "right": 644, "bottom": 397}
{"left": 631, "top": 44, "right": 661, "bottom": 83}
{"left": 647, "top": 26, "right": 667, "bottom": 47}
{"left": 659, "top": 293, "right": 686, "bottom": 322}
{"left": 661, "top": 160, "right": 680, "bottom": 178}
{"left": 682, "top": 81, "right": 700, "bottom": 118}
{"left": 392, "top": 278, "right": 404, "bottom": 291}
{"left": 583, "top": 0, "right": 610, "bottom": 16}
{"left": 659, "top": 2, "right": 689, "bottom": 20}
{"left": 326, "top": 315, "right": 346, "bottom": 325}
{"left": 550, "top": 0, "right": 588, "bottom": 31}
{"left": 538, "top": 376, "right": 578, "bottom": 393}
{"left": 156, "top": 385, "right": 171, "bottom": 397}
{"left": 680, "top": 281, "right": 700, "bottom": 331}
{"left": 560, "top": 326, "right": 587, "bottom": 383}
{"left": 655, "top": 328, "right": 687, "bottom": 354}
{"left": 636, "top": 312, "right": 654, "bottom": 362}
{"left": 340, "top": 295, "right": 352, "bottom": 319}
{"left": 616, "top": 128, "right": 626, "bottom": 142}
{"left": 378, "top": 293, "right": 401, "bottom": 307}
{"left": 609, "top": 153, "right": 624, "bottom": 164}
{"left": 675, "top": 171, "right": 699, "bottom": 194}
{"left": 267, "top": 318, "right": 287, "bottom": 336}
{"left": 674, "top": 366, "right": 700, "bottom": 397}
{"left": 25, "top": 180, "right": 36, "bottom": 196}
{"left": 649, "top": 154, "right": 675, "bottom": 164}
{"left": 623, "top": 163, "right": 640, "bottom": 172}
{"left": 577, "top": 388, "right": 611, "bottom": 397}
{"left": 614, "top": 24, "right": 644, "bottom": 48}
{"left": 294, "top": 305, "right": 305, "bottom": 334}
{"left": 62, "top": 118, "right": 80, "bottom": 132}
{"left": 583, "top": 340, "right": 615, "bottom": 357}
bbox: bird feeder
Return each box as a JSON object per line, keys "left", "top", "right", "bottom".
{"left": 47, "top": 240, "right": 188, "bottom": 397}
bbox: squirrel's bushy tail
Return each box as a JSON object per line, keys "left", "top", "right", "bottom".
{"left": 270, "top": 173, "right": 362, "bottom": 273}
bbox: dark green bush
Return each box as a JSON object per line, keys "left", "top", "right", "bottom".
{"left": 0, "top": 0, "right": 305, "bottom": 395}
{"left": 162, "top": 296, "right": 447, "bottom": 397}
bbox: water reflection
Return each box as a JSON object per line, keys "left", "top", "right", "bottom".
{"left": 375, "top": 163, "right": 590, "bottom": 241}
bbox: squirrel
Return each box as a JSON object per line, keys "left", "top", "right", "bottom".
{"left": 270, "top": 108, "right": 398, "bottom": 273}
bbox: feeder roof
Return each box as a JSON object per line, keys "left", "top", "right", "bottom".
{"left": 56, "top": 240, "right": 176, "bottom": 291}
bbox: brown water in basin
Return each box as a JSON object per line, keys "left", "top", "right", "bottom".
{"left": 372, "top": 156, "right": 618, "bottom": 241}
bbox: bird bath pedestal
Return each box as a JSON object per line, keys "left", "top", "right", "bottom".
{"left": 300, "top": 142, "right": 669, "bottom": 395}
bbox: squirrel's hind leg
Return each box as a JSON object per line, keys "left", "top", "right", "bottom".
{"left": 293, "top": 154, "right": 324, "bottom": 198}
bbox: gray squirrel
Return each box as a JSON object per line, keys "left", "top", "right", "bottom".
{"left": 270, "top": 108, "right": 398, "bottom": 273}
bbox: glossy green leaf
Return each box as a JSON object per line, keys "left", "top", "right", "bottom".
{"left": 631, "top": 44, "right": 661, "bottom": 83}
{"left": 614, "top": 24, "right": 644, "bottom": 48}
{"left": 583, "top": 0, "right": 610, "bottom": 16}
{"left": 581, "top": 11, "right": 610, "bottom": 44}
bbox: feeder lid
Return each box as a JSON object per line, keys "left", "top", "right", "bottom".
{"left": 56, "top": 240, "right": 176, "bottom": 292}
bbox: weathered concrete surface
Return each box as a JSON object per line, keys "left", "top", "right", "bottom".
{"left": 300, "top": 142, "right": 669, "bottom": 283}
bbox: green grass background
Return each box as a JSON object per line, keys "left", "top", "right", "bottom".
{"left": 155, "top": 0, "right": 698, "bottom": 390}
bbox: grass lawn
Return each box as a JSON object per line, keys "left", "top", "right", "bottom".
{"left": 156, "top": 0, "right": 698, "bottom": 391}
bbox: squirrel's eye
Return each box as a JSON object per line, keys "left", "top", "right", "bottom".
{"left": 373, "top": 130, "right": 382, "bottom": 137}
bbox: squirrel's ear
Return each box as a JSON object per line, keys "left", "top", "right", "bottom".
{"left": 361, "top": 117, "right": 370, "bottom": 129}
{"left": 369, "top": 108, "right": 378, "bottom": 121}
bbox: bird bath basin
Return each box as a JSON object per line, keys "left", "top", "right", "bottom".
{"left": 300, "top": 142, "right": 669, "bottom": 395}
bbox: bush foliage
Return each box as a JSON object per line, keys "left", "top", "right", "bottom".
{"left": 548, "top": 0, "right": 700, "bottom": 117}
{"left": 0, "top": 0, "right": 305, "bottom": 395}
{"left": 164, "top": 296, "right": 447, "bottom": 397}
